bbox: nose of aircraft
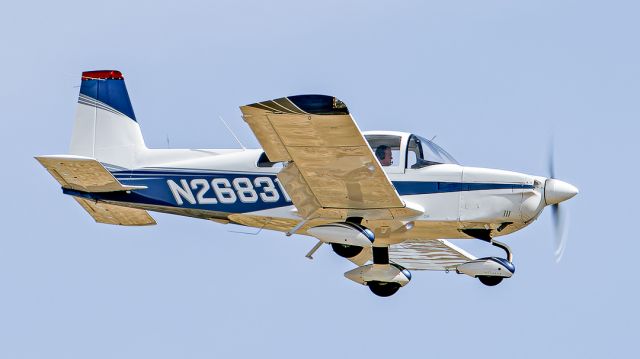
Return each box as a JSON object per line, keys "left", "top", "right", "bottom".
{"left": 544, "top": 178, "right": 579, "bottom": 205}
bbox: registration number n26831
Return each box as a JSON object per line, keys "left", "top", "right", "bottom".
{"left": 167, "top": 177, "right": 291, "bottom": 205}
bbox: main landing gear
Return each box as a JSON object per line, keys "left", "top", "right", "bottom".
{"left": 307, "top": 219, "right": 410, "bottom": 297}
{"left": 344, "top": 245, "right": 412, "bottom": 297}
{"left": 367, "top": 247, "right": 403, "bottom": 297}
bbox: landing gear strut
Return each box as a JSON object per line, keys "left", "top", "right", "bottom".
{"left": 461, "top": 228, "right": 513, "bottom": 262}
{"left": 490, "top": 239, "right": 513, "bottom": 262}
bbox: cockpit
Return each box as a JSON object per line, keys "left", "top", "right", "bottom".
{"left": 255, "top": 130, "right": 458, "bottom": 173}
{"left": 364, "top": 131, "right": 458, "bottom": 172}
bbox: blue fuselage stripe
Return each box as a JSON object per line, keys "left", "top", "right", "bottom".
{"left": 62, "top": 169, "right": 534, "bottom": 214}
{"left": 392, "top": 181, "right": 534, "bottom": 195}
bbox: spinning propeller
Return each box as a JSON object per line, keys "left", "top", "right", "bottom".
{"left": 545, "top": 141, "right": 579, "bottom": 262}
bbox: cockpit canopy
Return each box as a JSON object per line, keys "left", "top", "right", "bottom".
{"left": 364, "top": 132, "right": 458, "bottom": 169}
{"left": 256, "top": 131, "right": 458, "bottom": 171}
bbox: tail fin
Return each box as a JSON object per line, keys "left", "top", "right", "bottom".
{"left": 69, "top": 70, "right": 146, "bottom": 168}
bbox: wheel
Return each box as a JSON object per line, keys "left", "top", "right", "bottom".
{"left": 367, "top": 281, "right": 401, "bottom": 297}
{"left": 478, "top": 276, "right": 503, "bottom": 286}
{"left": 331, "top": 243, "right": 363, "bottom": 258}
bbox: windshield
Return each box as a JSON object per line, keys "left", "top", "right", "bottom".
{"left": 407, "top": 135, "right": 458, "bottom": 169}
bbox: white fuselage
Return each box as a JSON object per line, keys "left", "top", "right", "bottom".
{"left": 101, "top": 145, "right": 548, "bottom": 245}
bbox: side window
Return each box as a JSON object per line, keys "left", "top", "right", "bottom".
{"left": 364, "top": 135, "right": 402, "bottom": 168}
{"left": 406, "top": 135, "right": 422, "bottom": 168}
{"left": 407, "top": 152, "right": 417, "bottom": 167}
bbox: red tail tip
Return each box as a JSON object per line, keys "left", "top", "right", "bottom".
{"left": 81, "top": 70, "right": 123, "bottom": 80}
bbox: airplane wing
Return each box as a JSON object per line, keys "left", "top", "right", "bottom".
{"left": 240, "top": 95, "right": 407, "bottom": 219}
{"left": 389, "top": 239, "right": 476, "bottom": 271}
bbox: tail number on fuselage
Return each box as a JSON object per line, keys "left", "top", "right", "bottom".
{"left": 167, "top": 177, "right": 291, "bottom": 205}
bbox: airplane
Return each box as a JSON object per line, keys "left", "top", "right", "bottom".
{"left": 36, "top": 70, "right": 579, "bottom": 297}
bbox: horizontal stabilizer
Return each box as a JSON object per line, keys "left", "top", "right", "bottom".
{"left": 74, "top": 198, "right": 156, "bottom": 226}
{"left": 35, "top": 155, "right": 145, "bottom": 192}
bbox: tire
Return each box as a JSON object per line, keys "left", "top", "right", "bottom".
{"left": 478, "top": 276, "right": 503, "bottom": 286}
{"left": 368, "top": 281, "right": 401, "bottom": 297}
{"left": 331, "top": 243, "right": 363, "bottom": 258}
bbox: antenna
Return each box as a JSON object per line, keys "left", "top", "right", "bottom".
{"left": 166, "top": 134, "right": 170, "bottom": 148}
{"left": 218, "top": 115, "right": 246, "bottom": 150}
{"left": 228, "top": 218, "right": 270, "bottom": 235}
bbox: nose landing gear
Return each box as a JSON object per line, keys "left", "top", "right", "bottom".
{"left": 460, "top": 229, "right": 515, "bottom": 286}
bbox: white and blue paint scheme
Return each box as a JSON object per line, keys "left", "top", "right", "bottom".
{"left": 36, "top": 70, "right": 578, "bottom": 297}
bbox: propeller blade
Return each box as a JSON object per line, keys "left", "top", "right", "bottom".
{"left": 548, "top": 139, "right": 556, "bottom": 179}
{"left": 548, "top": 137, "right": 570, "bottom": 262}
{"left": 552, "top": 203, "right": 569, "bottom": 262}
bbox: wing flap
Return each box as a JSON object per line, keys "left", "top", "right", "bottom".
{"left": 74, "top": 198, "right": 156, "bottom": 226}
{"left": 286, "top": 145, "right": 401, "bottom": 208}
{"left": 390, "top": 239, "right": 476, "bottom": 271}
{"left": 35, "top": 155, "right": 144, "bottom": 192}
{"left": 277, "top": 163, "right": 322, "bottom": 218}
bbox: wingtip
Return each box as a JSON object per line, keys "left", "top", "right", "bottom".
{"left": 243, "top": 94, "right": 349, "bottom": 115}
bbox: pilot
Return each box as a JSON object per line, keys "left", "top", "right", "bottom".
{"left": 375, "top": 145, "right": 393, "bottom": 166}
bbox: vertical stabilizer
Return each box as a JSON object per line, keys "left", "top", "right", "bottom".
{"left": 69, "top": 70, "right": 146, "bottom": 168}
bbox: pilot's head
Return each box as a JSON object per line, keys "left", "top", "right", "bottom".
{"left": 375, "top": 145, "right": 393, "bottom": 166}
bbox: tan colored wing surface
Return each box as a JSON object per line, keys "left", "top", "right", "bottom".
{"left": 241, "top": 96, "right": 404, "bottom": 218}
{"left": 36, "top": 155, "right": 155, "bottom": 226}
{"left": 75, "top": 198, "right": 156, "bottom": 226}
{"left": 35, "top": 155, "right": 145, "bottom": 192}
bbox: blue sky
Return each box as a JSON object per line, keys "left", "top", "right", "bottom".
{"left": 1, "top": 1, "right": 638, "bottom": 357}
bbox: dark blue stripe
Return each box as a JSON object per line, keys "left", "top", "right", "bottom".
{"left": 113, "top": 171, "right": 533, "bottom": 195}
{"left": 391, "top": 181, "right": 533, "bottom": 195}
{"left": 112, "top": 170, "right": 534, "bottom": 196}
{"left": 80, "top": 79, "right": 136, "bottom": 121}
{"left": 67, "top": 168, "right": 534, "bottom": 215}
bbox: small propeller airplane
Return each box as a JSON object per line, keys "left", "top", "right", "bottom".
{"left": 36, "top": 70, "right": 578, "bottom": 297}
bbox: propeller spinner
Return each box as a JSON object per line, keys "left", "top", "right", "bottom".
{"left": 545, "top": 143, "right": 578, "bottom": 262}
